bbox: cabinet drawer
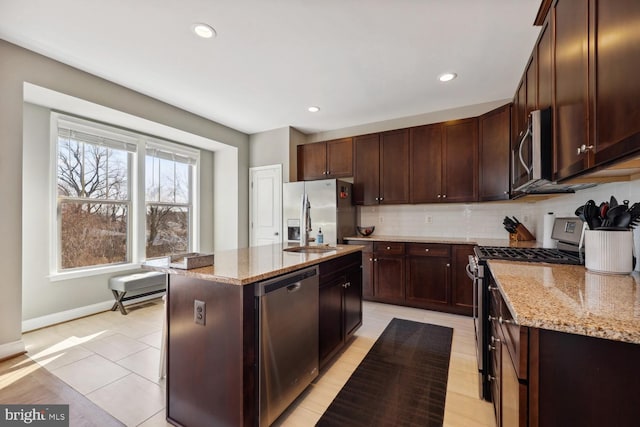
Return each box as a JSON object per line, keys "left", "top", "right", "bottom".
{"left": 374, "top": 242, "right": 405, "bottom": 255}
{"left": 349, "top": 241, "right": 373, "bottom": 252}
{"left": 500, "top": 303, "right": 528, "bottom": 380}
{"left": 406, "top": 243, "right": 450, "bottom": 257}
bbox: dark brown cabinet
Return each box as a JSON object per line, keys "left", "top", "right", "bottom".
{"left": 373, "top": 242, "right": 405, "bottom": 302}
{"left": 297, "top": 137, "right": 353, "bottom": 181}
{"left": 409, "top": 124, "right": 443, "bottom": 203}
{"left": 405, "top": 243, "right": 450, "bottom": 310}
{"left": 353, "top": 130, "right": 409, "bottom": 205}
{"left": 552, "top": 0, "right": 591, "bottom": 181}
{"left": 410, "top": 119, "right": 478, "bottom": 203}
{"left": 318, "top": 252, "right": 363, "bottom": 368}
{"left": 591, "top": 0, "right": 640, "bottom": 166}
{"left": 537, "top": 18, "right": 552, "bottom": 111}
{"left": 442, "top": 118, "right": 479, "bottom": 202}
{"left": 479, "top": 104, "right": 511, "bottom": 201}
{"left": 350, "top": 240, "right": 473, "bottom": 316}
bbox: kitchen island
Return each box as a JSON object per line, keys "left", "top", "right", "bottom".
{"left": 486, "top": 260, "right": 640, "bottom": 427}
{"left": 143, "top": 243, "right": 363, "bottom": 427}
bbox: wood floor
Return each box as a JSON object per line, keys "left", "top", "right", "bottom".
{"left": 2, "top": 300, "right": 495, "bottom": 427}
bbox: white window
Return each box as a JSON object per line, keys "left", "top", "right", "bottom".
{"left": 53, "top": 114, "right": 199, "bottom": 273}
{"left": 145, "top": 142, "right": 198, "bottom": 258}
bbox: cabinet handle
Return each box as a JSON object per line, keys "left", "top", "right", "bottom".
{"left": 343, "top": 282, "right": 350, "bottom": 288}
{"left": 442, "top": 194, "right": 447, "bottom": 199}
{"left": 504, "top": 191, "right": 509, "bottom": 195}
{"left": 491, "top": 336, "right": 501, "bottom": 344}
{"left": 499, "top": 316, "right": 516, "bottom": 325}
{"left": 488, "top": 375, "right": 496, "bottom": 382}
{"left": 369, "top": 258, "right": 373, "bottom": 262}
{"left": 380, "top": 197, "right": 384, "bottom": 201}
{"left": 577, "top": 144, "right": 594, "bottom": 155}
{"left": 386, "top": 246, "right": 391, "bottom": 250}
{"left": 488, "top": 315, "right": 499, "bottom": 322}
{"left": 488, "top": 344, "right": 496, "bottom": 352}
{"left": 375, "top": 197, "right": 379, "bottom": 201}
{"left": 374, "top": 258, "right": 378, "bottom": 262}
{"left": 437, "top": 194, "right": 441, "bottom": 198}
{"left": 425, "top": 248, "right": 430, "bottom": 252}
{"left": 445, "top": 263, "right": 450, "bottom": 267}
{"left": 488, "top": 285, "right": 499, "bottom": 291}
{"left": 326, "top": 170, "right": 330, "bottom": 175}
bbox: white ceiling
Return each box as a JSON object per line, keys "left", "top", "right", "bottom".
{"left": 0, "top": 0, "right": 542, "bottom": 135}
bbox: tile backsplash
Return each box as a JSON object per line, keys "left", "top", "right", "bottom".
{"left": 357, "top": 180, "right": 640, "bottom": 270}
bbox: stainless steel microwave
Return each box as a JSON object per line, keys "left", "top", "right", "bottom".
{"left": 511, "top": 108, "right": 554, "bottom": 193}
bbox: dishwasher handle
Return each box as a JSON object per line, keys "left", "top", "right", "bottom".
{"left": 257, "top": 266, "right": 318, "bottom": 296}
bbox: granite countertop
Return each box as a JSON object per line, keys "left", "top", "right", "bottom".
{"left": 142, "top": 243, "right": 363, "bottom": 286}
{"left": 488, "top": 260, "right": 640, "bottom": 344}
{"left": 344, "top": 235, "right": 541, "bottom": 248}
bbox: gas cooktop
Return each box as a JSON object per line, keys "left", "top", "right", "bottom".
{"left": 474, "top": 246, "right": 583, "bottom": 265}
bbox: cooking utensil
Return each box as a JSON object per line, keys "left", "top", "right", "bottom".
{"left": 603, "top": 204, "right": 626, "bottom": 228}
{"left": 598, "top": 202, "right": 609, "bottom": 220}
{"left": 613, "top": 211, "right": 631, "bottom": 228}
{"left": 575, "top": 205, "right": 585, "bottom": 222}
{"left": 583, "top": 200, "right": 600, "bottom": 230}
{"left": 627, "top": 203, "right": 640, "bottom": 229}
{"left": 610, "top": 195, "right": 619, "bottom": 209}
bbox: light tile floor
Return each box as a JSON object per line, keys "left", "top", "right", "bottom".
{"left": 21, "top": 299, "right": 495, "bottom": 427}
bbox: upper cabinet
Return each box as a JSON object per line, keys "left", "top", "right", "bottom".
{"left": 442, "top": 118, "right": 479, "bottom": 202}
{"left": 479, "top": 104, "right": 511, "bottom": 201}
{"left": 552, "top": 0, "right": 591, "bottom": 181}
{"left": 591, "top": 0, "right": 640, "bottom": 166}
{"left": 353, "top": 130, "right": 409, "bottom": 205}
{"left": 297, "top": 137, "right": 353, "bottom": 181}
{"left": 410, "top": 120, "right": 478, "bottom": 203}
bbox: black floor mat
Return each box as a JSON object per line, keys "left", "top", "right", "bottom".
{"left": 316, "top": 318, "right": 453, "bottom": 427}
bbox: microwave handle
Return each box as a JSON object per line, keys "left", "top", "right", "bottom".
{"left": 517, "top": 126, "right": 532, "bottom": 175}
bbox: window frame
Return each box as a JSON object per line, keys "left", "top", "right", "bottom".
{"left": 49, "top": 113, "right": 200, "bottom": 279}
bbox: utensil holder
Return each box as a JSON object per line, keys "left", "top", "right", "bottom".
{"left": 584, "top": 230, "right": 633, "bottom": 274}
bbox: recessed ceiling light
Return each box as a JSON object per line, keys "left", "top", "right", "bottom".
{"left": 308, "top": 106, "right": 320, "bottom": 113}
{"left": 438, "top": 72, "right": 457, "bottom": 82}
{"left": 192, "top": 23, "right": 216, "bottom": 39}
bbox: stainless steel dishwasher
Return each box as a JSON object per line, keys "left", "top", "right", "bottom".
{"left": 256, "top": 265, "right": 319, "bottom": 426}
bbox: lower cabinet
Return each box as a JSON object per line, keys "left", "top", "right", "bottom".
{"left": 348, "top": 240, "right": 473, "bottom": 316}
{"left": 318, "top": 252, "right": 363, "bottom": 368}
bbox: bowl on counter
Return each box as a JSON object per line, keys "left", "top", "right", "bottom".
{"left": 356, "top": 226, "right": 375, "bottom": 237}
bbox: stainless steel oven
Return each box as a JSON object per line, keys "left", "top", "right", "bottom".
{"left": 466, "top": 254, "right": 489, "bottom": 400}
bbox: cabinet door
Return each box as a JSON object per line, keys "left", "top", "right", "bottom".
{"left": 451, "top": 245, "right": 474, "bottom": 315}
{"left": 553, "top": 0, "right": 590, "bottom": 180}
{"left": 344, "top": 268, "right": 363, "bottom": 337}
{"left": 592, "top": 0, "right": 640, "bottom": 165}
{"left": 513, "top": 78, "right": 527, "bottom": 148}
{"left": 353, "top": 134, "right": 380, "bottom": 205}
{"left": 361, "top": 251, "right": 374, "bottom": 298}
{"left": 409, "top": 124, "right": 442, "bottom": 203}
{"left": 442, "top": 118, "right": 478, "bottom": 202}
{"left": 526, "top": 55, "right": 537, "bottom": 115}
{"left": 374, "top": 255, "right": 404, "bottom": 301}
{"left": 297, "top": 142, "right": 327, "bottom": 181}
{"left": 326, "top": 137, "right": 353, "bottom": 178}
{"left": 406, "top": 256, "right": 450, "bottom": 309}
{"left": 319, "top": 275, "right": 345, "bottom": 365}
{"left": 380, "top": 129, "right": 410, "bottom": 204}
{"left": 479, "top": 105, "right": 511, "bottom": 201}
{"left": 537, "top": 18, "right": 553, "bottom": 110}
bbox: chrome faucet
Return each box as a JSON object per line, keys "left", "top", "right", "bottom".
{"left": 300, "top": 193, "right": 311, "bottom": 246}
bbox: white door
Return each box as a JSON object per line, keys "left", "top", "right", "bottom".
{"left": 249, "top": 165, "right": 282, "bottom": 246}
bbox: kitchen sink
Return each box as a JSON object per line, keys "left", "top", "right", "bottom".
{"left": 283, "top": 246, "right": 338, "bottom": 253}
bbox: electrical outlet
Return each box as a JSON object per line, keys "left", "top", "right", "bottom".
{"left": 425, "top": 215, "right": 433, "bottom": 224}
{"left": 194, "top": 300, "right": 205, "bottom": 326}
{"left": 523, "top": 215, "right": 529, "bottom": 222}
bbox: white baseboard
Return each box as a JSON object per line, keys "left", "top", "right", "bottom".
{"left": 0, "top": 340, "right": 26, "bottom": 360}
{"left": 21, "top": 292, "right": 164, "bottom": 332}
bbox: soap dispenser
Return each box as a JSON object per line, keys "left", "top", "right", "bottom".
{"left": 316, "top": 227, "right": 323, "bottom": 244}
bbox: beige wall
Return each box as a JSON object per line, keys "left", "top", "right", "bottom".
{"left": 249, "top": 127, "right": 291, "bottom": 181}
{"left": 0, "top": 39, "right": 249, "bottom": 356}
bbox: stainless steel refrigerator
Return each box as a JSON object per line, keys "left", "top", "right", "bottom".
{"left": 283, "top": 179, "right": 356, "bottom": 246}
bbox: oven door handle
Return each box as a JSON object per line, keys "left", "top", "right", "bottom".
{"left": 465, "top": 263, "right": 475, "bottom": 281}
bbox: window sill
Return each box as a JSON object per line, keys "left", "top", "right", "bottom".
{"left": 49, "top": 263, "right": 142, "bottom": 282}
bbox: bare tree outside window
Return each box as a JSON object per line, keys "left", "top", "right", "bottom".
{"left": 57, "top": 135, "right": 130, "bottom": 269}
{"left": 145, "top": 153, "right": 191, "bottom": 258}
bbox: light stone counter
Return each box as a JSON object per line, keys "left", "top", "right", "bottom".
{"left": 488, "top": 260, "right": 640, "bottom": 344}
{"left": 345, "top": 235, "right": 541, "bottom": 248}
{"left": 143, "top": 243, "right": 362, "bottom": 285}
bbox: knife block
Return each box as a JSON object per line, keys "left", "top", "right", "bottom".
{"left": 509, "top": 224, "right": 536, "bottom": 241}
